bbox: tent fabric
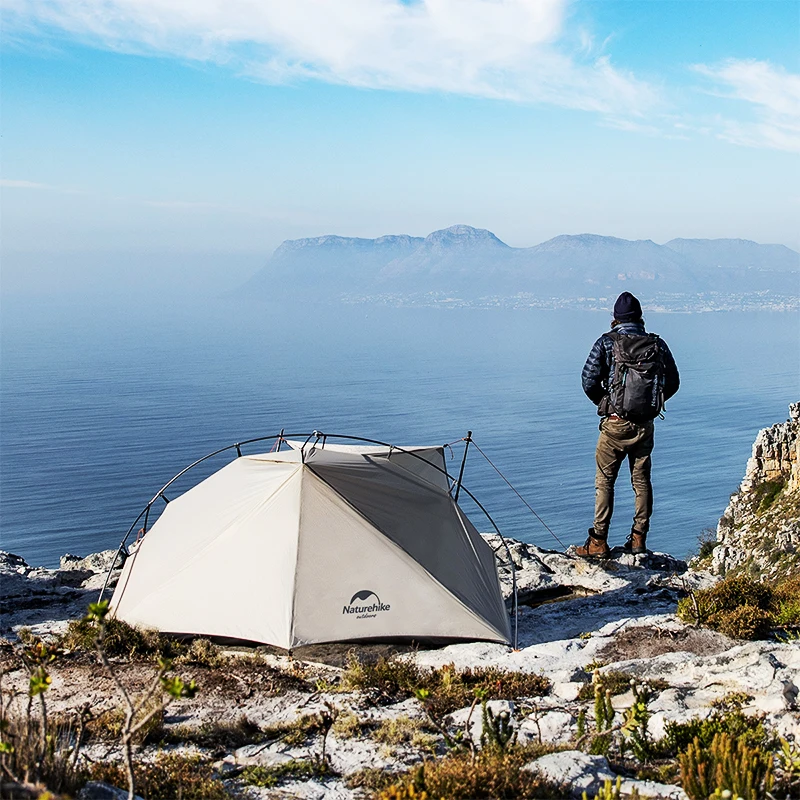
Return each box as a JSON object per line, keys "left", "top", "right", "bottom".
{"left": 110, "top": 445, "right": 511, "bottom": 649}
{"left": 286, "top": 440, "right": 450, "bottom": 491}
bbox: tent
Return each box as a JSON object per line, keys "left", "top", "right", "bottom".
{"left": 109, "top": 440, "right": 511, "bottom": 649}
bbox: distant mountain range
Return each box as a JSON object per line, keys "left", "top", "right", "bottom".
{"left": 240, "top": 225, "right": 800, "bottom": 302}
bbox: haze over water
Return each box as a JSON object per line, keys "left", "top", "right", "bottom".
{"left": 1, "top": 295, "right": 797, "bottom": 567}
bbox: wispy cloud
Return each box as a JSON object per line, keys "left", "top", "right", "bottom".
{"left": 693, "top": 59, "right": 800, "bottom": 153}
{"left": 4, "top": 0, "right": 657, "bottom": 116}
{"left": 0, "top": 179, "right": 53, "bottom": 189}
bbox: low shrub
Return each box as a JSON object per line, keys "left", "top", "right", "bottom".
{"left": 582, "top": 776, "right": 640, "bottom": 800}
{"left": 0, "top": 712, "right": 88, "bottom": 796}
{"left": 716, "top": 605, "right": 773, "bottom": 639}
{"left": 175, "top": 638, "right": 223, "bottom": 667}
{"left": 58, "top": 617, "right": 183, "bottom": 659}
{"left": 694, "top": 528, "right": 719, "bottom": 563}
{"left": 753, "top": 478, "right": 785, "bottom": 513}
{"left": 240, "top": 759, "right": 331, "bottom": 788}
{"left": 372, "top": 715, "right": 436, "bottom": 748}
{"left": 345, "top": 767, "right": 402, "bottom": 792}
{"left": 656, "top": 694, "right": 772, "bottom": 757}
{"left": 83, "top": 704, "right": 163, "bottom": 745}
{"left": 342, "top": 654, "right": 550, "bottom": 718}
{"left": 577, "top": 671, "right": 668, "bottom": 702}
{"left": 331, "top": 711, "right": 364, "bottom": 739}
{"left": 677, "top": 573, "right": 800, "bottom": 639}
{"left": 89, "top": 752, "right": 230, "bottom": 799}
{"left": 678, "top": 732, "right": 773, "bottom": 800}
{"left": 262, "top": 713, "right": 327, "bottom": 746}
{"left": 374, "top": 749, "right": 568, "bottom": 799}
{"left": 159, "top": 715, "right": 263, "bottom": 749}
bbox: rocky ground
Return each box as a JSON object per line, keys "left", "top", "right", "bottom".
{"left": 1, "top": 404, "right": 798, "bottom": 799}
{"left": 710, "top": 402, "right": 800, "bottom": 581}
{"left": 2, "top": 534, "right": 798, "bottom": 799}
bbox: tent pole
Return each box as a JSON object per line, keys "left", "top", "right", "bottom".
{"left": 453, "top": 431, "right": 472, "bottom": 503}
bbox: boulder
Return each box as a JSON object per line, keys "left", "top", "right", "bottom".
{"left": 525, "top": 751, "right": 689, "bottom": 799}
{"left": 524, "top": 751, "right": 615, "bottom": 796}
{"left": 517, "top": 710, "right": 574, "bottom": 746}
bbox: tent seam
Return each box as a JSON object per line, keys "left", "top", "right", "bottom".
{"left": 305, "top": 466, "right": 509, "bottom": 644}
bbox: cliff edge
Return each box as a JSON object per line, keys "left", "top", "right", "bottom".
{"left": 711, "top": 402, "right": 800, "bottom": 579}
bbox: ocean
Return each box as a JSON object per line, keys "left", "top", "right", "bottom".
{"left": 1, "top": 295, "right": 797, "bottom": 567}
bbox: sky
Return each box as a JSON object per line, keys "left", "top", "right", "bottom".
{"left": 2, "top": 0, "right": 799, "bottom": 294}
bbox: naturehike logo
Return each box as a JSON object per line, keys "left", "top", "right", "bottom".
{"left": 342, "top": 590, "right": 391, "bottom": 619}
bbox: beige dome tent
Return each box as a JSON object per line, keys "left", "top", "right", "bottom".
{"left": 109, "top": 438, "right": 512, "bottom": 649}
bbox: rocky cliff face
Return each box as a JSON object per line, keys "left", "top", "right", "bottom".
{"left": 711, "top": 402, "right": 800, "bottom": 579}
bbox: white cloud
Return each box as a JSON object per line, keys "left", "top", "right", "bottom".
{"left": 694, "top": 59, "right": 800, "bottom": 154}
{"left": 4, "top": 0, "right": 657, "bottom": 115}
{"left": 0, "top": 179, "right": 52, "bottom": 189}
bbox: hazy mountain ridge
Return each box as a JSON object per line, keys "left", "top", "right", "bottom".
{"left": 242, "top": 225, "right": 800, "bottom": 302}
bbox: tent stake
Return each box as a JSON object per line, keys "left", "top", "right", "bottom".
{"left": 453, "top": 431, "right": 472, "bottom": 503}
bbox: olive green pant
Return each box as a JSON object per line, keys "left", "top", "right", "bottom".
{"left": 594, "top": 417, "right": 654, "bottom": 539}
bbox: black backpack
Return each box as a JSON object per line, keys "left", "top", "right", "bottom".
{"left": 606, "top": 331, "right": 665, "bottom": 422}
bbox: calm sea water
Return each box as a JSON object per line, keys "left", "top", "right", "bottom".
{"left": 1, "top": 296, "right": 798, "bottom": 567}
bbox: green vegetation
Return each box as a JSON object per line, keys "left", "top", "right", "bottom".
{"left": 58, "top": 615, "right": 183, "bottom": 659}
{"left": 678, "top": 732, "right": 773, "bottom": 800}
{"left": 345, "top": 767, "right": 403, "bottom": 793}
{"left": 331, "top": 710, "right": 364, "bottom": 739}
{"left": 677, "top": 574, "right": 800, "bottom": 639}
{"left": 159, "top": 715, "right": 263, "bottom": 749}
{"left": 372, "top": 715, "right": 436, "bottom": 748}
{"left": 752, "top": 477, "right": 786, "bottom": 513}
{"left": 342, "top": 654, "right": 550, "bottom": 719}
{"left": 261, "top": 713, "right": 328, "bottom": 746}
{"left": 90, "top": 752, "right": 230, "bottom": 799}
{"left": 240, "top": 759, "right": 332, "bottom": 788}
{"left": 695, "top": 527, "right": 719, "bottom": 563}
{"left": 582, "top": 777, "right": 640, "bottom": 800}
{"left": 655, "top": 693, "right": 774, "bottom": 757}
{"left": 373, "top": 748, "right": 568, "bottom": 800}
{"left": 577, "top": 670, "right": 668, "bottom": 702}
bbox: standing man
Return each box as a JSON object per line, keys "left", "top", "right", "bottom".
{"left": 577, "top": 292, "right": 680, "bottom": 558}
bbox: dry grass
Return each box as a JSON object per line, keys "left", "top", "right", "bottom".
{"left": 677, "top": 575, "right": 800, "bottom": 639}
{"left": 374, "top": 747, "right": 568, "bottom": 799}
{"left": 158, "top": 715, "right": 263, "bottom": 750}
{"left": 89, "top": 752, "right": 230, "bottom": 799}
{"left": 342, "top": 655, "right": 550, "bottom": 718}
{"left": 372, "top": 715, "right": 437, "bottom": 748}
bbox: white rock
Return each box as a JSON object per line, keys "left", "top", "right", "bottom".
{"left": 327, "top": 734, "right": 412, "bottom": 774}
{"left": 525, "top": 751, "right": 688, "bottom": 799}
{"left": 518, "top": 710, "right": 574, "bottom": 746}
{"left": 553, "top": 681, "right": 584, "bottom": 701}
{"left": 233, "top": 743, "right": 295, "bottom": 766}
{"left": 618, "top": 778, "right": 690, "bottom": 799}
{"left": 61, "top": 550, "right": 121, "bottom": 573}
{"left": 525, "top": 750, "right": 615, "bottom": 796}
{"left": 78, "top": 781, "right": 144, "bottom": 800}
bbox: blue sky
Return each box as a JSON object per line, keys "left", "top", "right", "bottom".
{"left": 2, "top": 0, "right": 799, "bottom": 293}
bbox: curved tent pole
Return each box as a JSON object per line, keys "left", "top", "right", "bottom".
{"left": 98, "top": 430, "right": 520, "bottom": 648}
{"left": 96, "top": 433, "right": 287, "bottom": 603}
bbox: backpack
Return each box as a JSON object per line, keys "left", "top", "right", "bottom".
{"left": 606, "top": 331, "right": 665, "bottom": 422}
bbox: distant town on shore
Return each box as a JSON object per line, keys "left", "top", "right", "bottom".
{"left": 240, "top": 225, "right": 800, "bottom": 312}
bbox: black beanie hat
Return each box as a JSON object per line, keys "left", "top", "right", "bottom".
{"left": 613, "top": 292, "right": 642, "bottom": 322}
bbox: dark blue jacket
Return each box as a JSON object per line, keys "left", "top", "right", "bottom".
{"left": 582, "top": 321, "right": 680, "bottom": 414}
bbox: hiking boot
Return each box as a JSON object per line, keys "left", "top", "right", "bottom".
{"left": 575, "top": 528, "right": 611, "bottom": 559}
{"left": 623, "top": 530, "right": 647, "bottom": 555}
